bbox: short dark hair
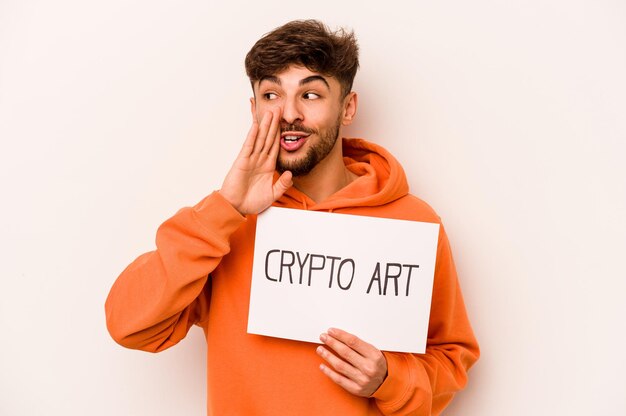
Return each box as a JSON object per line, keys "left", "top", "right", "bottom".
{"left": 245, "top": 20, "right": 359, "bottom": 97}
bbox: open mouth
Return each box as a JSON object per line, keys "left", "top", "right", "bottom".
{"left": 280, "top": 132, "right": 310, "bottom": 152}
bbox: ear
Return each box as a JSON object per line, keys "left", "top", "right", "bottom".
{"left": 250, "top": 97, "right": 257, "bottom": 121}
{"left": 341, "top": 92, "right": 358, "bottom": 126}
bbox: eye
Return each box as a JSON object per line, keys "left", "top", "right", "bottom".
{"left": 303, "top": 92, "right": 320, "bottom": 100}
{"left": 263, "top": 92, "right": 278, "bottom": 100}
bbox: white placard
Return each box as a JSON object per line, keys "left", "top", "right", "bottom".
{"left": 247, "top": 207, "right": 440, "bottom": 353}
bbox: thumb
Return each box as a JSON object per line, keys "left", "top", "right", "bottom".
{"left": 272, "top": 171, "right": 293, "bottom": 200}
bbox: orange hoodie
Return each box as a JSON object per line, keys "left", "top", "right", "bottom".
{"left": 105, "top": 138, "right": 479, "bottom": 415}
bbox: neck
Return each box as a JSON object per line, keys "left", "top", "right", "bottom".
{"left": 292, "top": 139, "right": 357, "bottom": 204}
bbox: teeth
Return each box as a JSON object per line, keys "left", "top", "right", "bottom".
{"left": 284, "top": 136, "right": 299, "bottom": 142}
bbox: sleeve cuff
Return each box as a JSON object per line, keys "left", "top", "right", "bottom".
{"left": 372, "top": 352, "right": 432, "bottom": 414}
{"left": 372, "top": 352, "right": 412, "bottom": 403}
{"left": 191, "top": 191, "right": 247, "bottom": 235}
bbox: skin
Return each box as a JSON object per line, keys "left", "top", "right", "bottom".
{"left": 219, "top": 65, "right": 388, "bottom": 397}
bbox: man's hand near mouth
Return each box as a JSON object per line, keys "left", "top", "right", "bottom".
{"left": 219, "top": 107, "right": 293, "bottom": 216}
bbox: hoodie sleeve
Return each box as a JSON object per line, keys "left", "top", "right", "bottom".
{"left": 105, "top": 191, "right": 246, "bottom": 352}
{"left": 372, "top": 225, "right": 480, "bottom": 415}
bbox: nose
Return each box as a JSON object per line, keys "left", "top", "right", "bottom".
{"left": 281, "top": 96, "right": 303, "bottom": 125}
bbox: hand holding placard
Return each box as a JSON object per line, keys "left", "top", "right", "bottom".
{"left": 317, "top": 328, "right": 388, "bottom": 397}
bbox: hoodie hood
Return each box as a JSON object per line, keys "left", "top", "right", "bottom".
{"left": 274, "top": 138, "right": 409, "bottom": 211}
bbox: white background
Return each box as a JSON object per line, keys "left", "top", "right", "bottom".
{"left": 1, "top": 1, "right": 624, "bottom": 415}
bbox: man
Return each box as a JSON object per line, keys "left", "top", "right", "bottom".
{"left": 106, "top": 20, "right": 479, "bottom": 415}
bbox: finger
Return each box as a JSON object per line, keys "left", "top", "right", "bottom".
{"left": 320, "top": 331, "right": 367, "bottom": 369}
{"left": 316, "top": 345, "right": 364, "bottom": 383}
{"left": 318, "top": 363, "right": 362, "bottom": 396}
{"left": 272, "top": 171, "right": 293, "bottom": 200}
{"left": 253, "top": 111, "right": 273, "bottom": 154}
{"left": 261, "top": 107, "right": 281, "bottom": 154}
{"left": 327, "top": 328, "right": 379, "bottom": 359}
{"left": 268, "top": 115, "right": 282, "bottom": 159}
{"left": 238, "top": 120, "right": 259, "bottom": 158}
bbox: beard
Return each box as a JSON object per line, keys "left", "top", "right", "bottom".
{"left": 276, "top": 114, "right": 342, "bottom": 177}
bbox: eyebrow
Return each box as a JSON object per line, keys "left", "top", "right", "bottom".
{"left": 299, "top": 75, "right": 330, "bottom": 89}
{"left": 259, "top": 74, "right": 331, "bottom": 90}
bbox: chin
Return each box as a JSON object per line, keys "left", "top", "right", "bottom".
{"left": 277, "top": 154, "right": 318, "bottom": 177}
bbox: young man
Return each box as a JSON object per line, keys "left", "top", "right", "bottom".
{"left": 106, "top": 20, "right": 479, "bottom": 415}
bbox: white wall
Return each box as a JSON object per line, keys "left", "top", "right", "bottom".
{"left": 1, "top": 1, "right": 625, "bottom": 415}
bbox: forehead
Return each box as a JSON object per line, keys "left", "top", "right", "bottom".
{"left": 256, "top": 65, "right": 339, "bottom": 90}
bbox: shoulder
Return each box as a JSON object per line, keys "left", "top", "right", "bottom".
{"left": 389, "top": 193, "right": 442, "bottom": 224}
{"left": 399, "top": 194, "right": 441, "bottom": 223}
